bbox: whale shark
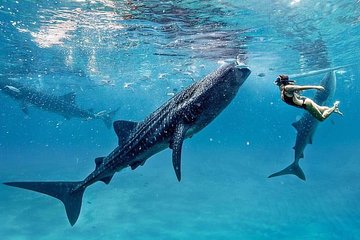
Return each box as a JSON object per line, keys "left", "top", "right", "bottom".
{"left": 0, "top": 78, "right": 117, "bottom": 128}
{"left": 4, "top": 62, "right": 251, "bottom": 226}
{"left": 269, "top": 71, "right": 337, "bottom": 180}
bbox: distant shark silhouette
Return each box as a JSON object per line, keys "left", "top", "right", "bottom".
{"left": 269, "top": 71, "right": 337, "bottom": 180}
{"left": 4, "top": 62, "right": 251, "bottom": 226}
{"left": 0, "top": 78, "right": 117, "bottom": 128}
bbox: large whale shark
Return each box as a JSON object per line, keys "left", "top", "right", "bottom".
{"left": 4, "top": 62, "right": 251, "bottom": 226}
{"left": 0, "top": 78, "right": 117, "bottom": 128}
{"left": 269, "top": 71, "right": 337, "bottom": 180}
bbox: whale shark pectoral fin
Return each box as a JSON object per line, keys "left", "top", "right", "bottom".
{"left": 113, "top": 120, "right": 138, "bottom": 145}
{"left": 62, "top": 92, "right": 76, "bottom": 103}
{"left": 308, "top": 135, "right": 313, "bottom": 144}
{"left": 171, "top": 123, "right": 187, "bottom": 182}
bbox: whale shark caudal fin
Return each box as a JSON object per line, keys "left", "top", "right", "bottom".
{"left": 100, "top": 108, "right": 120, "bottom": 129}
{"left": 3, "top": 181, "right": 85, "bottom": 226}
{"left": 268, "top": 162, "right": 306, "bottom": 181}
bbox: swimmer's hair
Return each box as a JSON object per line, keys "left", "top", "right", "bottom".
{"left": 274, "top": 74, "right": 294, "bottom": 85}
{"left": 278, "top": 75, "right": 289, "bottom": 80}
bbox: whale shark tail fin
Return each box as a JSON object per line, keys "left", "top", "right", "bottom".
{"left": 99, "top": 107, "right": 120, "bottom": 129}
{"left": 268, "top": 162, "right": 306, "bottom": 181}
{"left": 4, "top": 181, "right": 85, "bottom": 226}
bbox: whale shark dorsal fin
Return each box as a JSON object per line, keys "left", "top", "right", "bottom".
{"left": 62, "top": 92, "right": 76, "bottom": 103}
{"left": 113, "top": 120, "right": 138, "bottom": 146}
{"left": 292, "top": 120, "right": 302, "bottom": 132}
{"left": 307, "top": 131, "right": 315, "bottom": 144}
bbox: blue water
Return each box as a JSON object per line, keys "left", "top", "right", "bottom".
{"left": 1, "top": 0, "right": 360, "bottom": 239}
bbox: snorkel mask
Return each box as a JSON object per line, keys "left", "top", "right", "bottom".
{"left": 274, "top": 75, "right": 294, "bottom": 86}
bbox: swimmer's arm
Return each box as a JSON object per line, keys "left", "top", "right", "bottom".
{"left": 285, "top": 85, "right": 324, "bottom": 92}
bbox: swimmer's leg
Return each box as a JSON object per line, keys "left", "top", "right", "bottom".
{"left": 321, "top": 101, "right": 343, "bottom": 119}
{"left": 303, "top": 99, "right": 325, "bottom": 121}
{"left": 305, "top": 99, "right": 343, "bottom": 121}
{"left": 317, "top": 105, "right": 330, "bottom": 112}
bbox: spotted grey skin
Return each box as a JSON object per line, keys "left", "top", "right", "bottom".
{"left": 269, "top": 71, "right": 336, "bottom": 180}
{"left": 0, "top": 78, "right": 116, "bottom": 128}
{"left": 4, "top": 62, "right": 251, "bottom": 226}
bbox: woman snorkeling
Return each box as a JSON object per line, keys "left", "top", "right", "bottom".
{"left": 274, "top": 75, "right": 343, "bottom": 121}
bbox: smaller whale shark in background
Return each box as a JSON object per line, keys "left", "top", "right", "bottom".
{"left": 269, "top": 71, "right": 337, "bottom": 180}
{"left": 0, "top": 78, "right": 117, "bottom": 128}
{"left": 4, "top": 62, "right": 251, "bottom": 226}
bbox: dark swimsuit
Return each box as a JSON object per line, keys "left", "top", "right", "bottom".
{"left": 281, "top": 90, "right": 307, "bottom": 109}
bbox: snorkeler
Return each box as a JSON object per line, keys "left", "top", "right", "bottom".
{"left": 274, "top": 75, "right": 343, "bottom": 121}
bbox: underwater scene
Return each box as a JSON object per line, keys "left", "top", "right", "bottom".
{"left": 0, "top": 0, "right": 359, "bottom": 239}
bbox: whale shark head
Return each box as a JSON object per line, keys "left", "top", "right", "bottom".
{"left": 183, "top": 62, "right": 251, "bottom": 133}
{"left": 197, "top": 62, "right": 251, "bottom": 111}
